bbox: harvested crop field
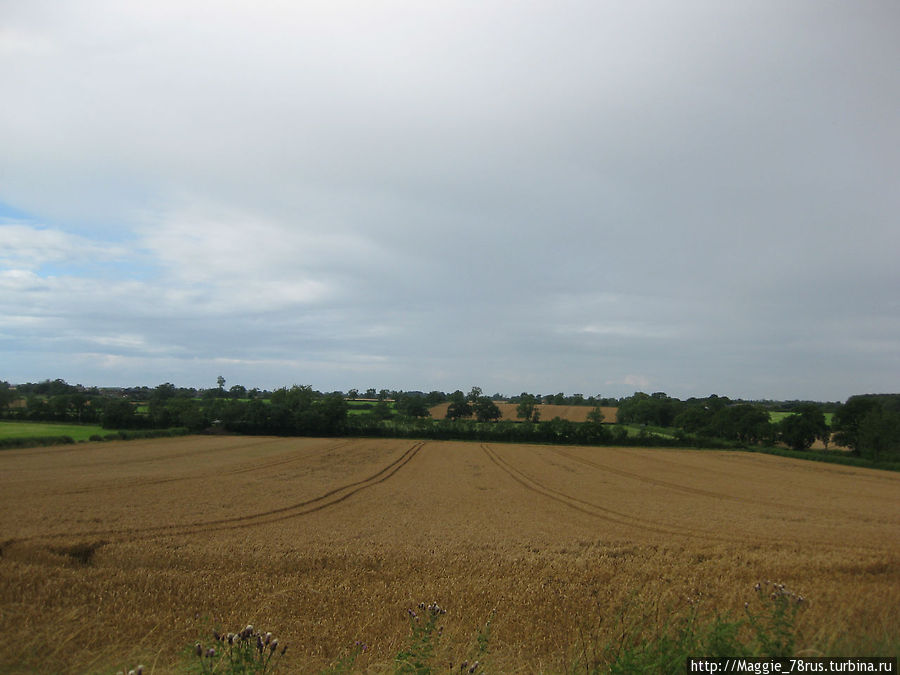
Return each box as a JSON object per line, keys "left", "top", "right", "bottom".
{"left": 1, "top": 436, "right": 898, "bottom": 673}
{"left": 427, "top": 403, "right": 618, "bottom": 422}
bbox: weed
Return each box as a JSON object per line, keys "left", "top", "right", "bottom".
{"left": 187, "top": 624, "right": 287, "bottom": 674}
{"left": 394, "top": 602, "right": 448, "bottom": 674}
{"left": 745, "top": 580, "right": 806, "bottom": 657}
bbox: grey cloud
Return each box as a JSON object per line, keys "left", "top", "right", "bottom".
{"left": 0, "top": 1, "right": 898, "bottom": 398}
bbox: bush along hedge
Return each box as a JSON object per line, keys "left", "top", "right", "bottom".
{"left": 0, "top": 435, "right": 76, "bottom": 450}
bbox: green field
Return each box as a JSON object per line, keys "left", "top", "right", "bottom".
{"left": 0, "top": 421, "right": 106, "bottom": 442}
{"left": 769, "top": 411, "right": 834, "bottom": 425}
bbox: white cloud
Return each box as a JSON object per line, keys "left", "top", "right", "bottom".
{"left": 0, "top": 1, "right": 898, "bottom": 398}
{"left": 0, "top": 225, "right": 129, "bottom": 269}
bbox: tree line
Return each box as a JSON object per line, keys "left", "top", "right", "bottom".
{"left": 1, "top": 380, "right": 898, "bottom": 463}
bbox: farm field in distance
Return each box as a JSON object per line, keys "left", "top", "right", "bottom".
{"left": 0, "top": 421, "right": 106, "bottom": 442}
{"left": 1, "top": 436, "right": 898, "bottom": 673}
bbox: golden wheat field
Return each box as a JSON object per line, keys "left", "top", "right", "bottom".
{"left": 1, "top": 436, "right": 898, "bottom": 673}
{"left": 427, "top": 403, "right": 619, "bottom": 422}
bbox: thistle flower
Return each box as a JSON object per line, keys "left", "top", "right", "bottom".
{"left": 195, "top": 642, "right": 203, "bottom": 657}
{"left": 206, "top": 647, "right": 215, "bottom": 658}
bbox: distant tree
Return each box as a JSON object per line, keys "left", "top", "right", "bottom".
{"left": 151, "top": 383, "right": 177, "bottom": 403}
{"left": 395, "top": 393, "right": 430, "bottom": 419}
{"left": 48, "top": 394, "right": 71, "bottom": 421}
{"left": 832, "top": 396, "right": 881, "bottom": 453}
{"left": 347, "top": 389, "right": 359, "bottom": 401}
{"left": 229, "top": 384, "right": 247, "bottom": 399}
{"left": 424, "top": 390, "right": 447, "bottom": 407}
{"left": 101, "top": 398, "right": 138, "bottom": 429}
{"left": 543, "top": 416, "right": 576, "bottom": 439}
{"left": 516, "top": 393, "right": 539, "bottom": 423}
{"left": 855, "top": 407, "right": 900, "bottom": 462}
{"left": 586, "top": 406, "right": 605, "bottom": 425}
{"left": 617, "top": 392, "right": 682, "bottom": 427}
{"left": 673, "top": 405, "right": 713, "bottom": 434}
{"left": 473, "top": 397, "right": 501, "bottom": 422}
{"left": 166, "top": 398, "right": 207, "bottom": 431}
{"left": 0, "top": 382, "right": 14, "bottom": 418}
{"left": 778, "top": 405, "right": 826, "bottom": 451}
{"left": 467, "top": 386, "right": 483, "bottom": 403}
{"left": 25, "top": 395, "right": 48, "bottom": 421}
{"left": 446, "top": 390, "right": 472, "bottom": 420}
{"left": 373, "top": 400, "right": 393, "bottom": 421}
{"left": 216, "top": 376, "right": 226, "bottom": 394}
{"left": 365, "top": 388, "right": 377, "bottom": 399}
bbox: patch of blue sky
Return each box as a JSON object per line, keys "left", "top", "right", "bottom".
{"left": 36, "top": 256, "right": 159, "bottom": 282}
{"left": 0, "top": 200, "right": 36, "bottom": 223}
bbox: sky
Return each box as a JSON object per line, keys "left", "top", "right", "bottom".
{"left": 1, "top": 1, "right": 898, "bottom": 401}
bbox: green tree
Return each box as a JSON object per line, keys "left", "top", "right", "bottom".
{"left": 832, "top": 396, "right": 880, "bottom": 453}
{"left": 778, "top": 405, "right": 826, "bottom": 451}
{"left": 424, "top": 390, "right": 446, "bottom": 407}
{"left": 473, "top": 396, "right": 501, "bottom": 422}
{"left": 48, "top": 394, "right": 71, "bottom": 421}
{"left": 516, "top": 393, "right": 540, "bottom": 423}
{"left": 446, "top": 390, "right": 472, "bottom": 420}
{"left": 856, "top": 407, "right": 900, "bottom": 462}
{"left": 396, "top": 393, "right": 430, "bottom": 419}
{"left": 373, "top": 399, "right": 393, "bottom": 421}
{"left": 586, "top": 406, "right": 605, "bottom": 425}
{"left": 101, "top": 398, "right": 138, "bottom": 429}
{"left": 0, "top": 382, "right": 15, "bottom": 418}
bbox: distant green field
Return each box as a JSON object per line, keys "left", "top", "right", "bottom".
{"left": 0, "top": 421, "right": 106, "bottom": 441}
{"left": 769, "top": 411, "right": 834, "bottom": 425}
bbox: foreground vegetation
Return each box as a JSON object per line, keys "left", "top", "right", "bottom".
{"left": 109, "top": 583, "right": 839, "bottom": 674}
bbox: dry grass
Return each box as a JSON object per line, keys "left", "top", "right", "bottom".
{"left": 1, "top": 436, "right": 898, "bottom": 673}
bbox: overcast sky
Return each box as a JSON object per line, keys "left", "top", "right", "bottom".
{"left": 1, "top": 1, "right": 898, "bottom": 401}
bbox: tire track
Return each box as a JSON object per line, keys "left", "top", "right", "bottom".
{"left": 553, "top": 447, "right": 880, "bottom": 520}
{"left": 54, "top": 439, "right": 353, "bottom": 496}
{"left": 481, "top": 444, "right": 735, "bottom": 542}
{"left": 484, "top": 444, "right": 894, "bottom": 553}
{"left": 8, "top": 441, "right": 425, "bottom": 547}
{"left": 62, "top": 437, "right": 289, "bottom": 470}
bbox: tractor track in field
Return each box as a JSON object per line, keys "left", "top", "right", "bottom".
{"left": 60, "top": 437, "right": 291, "bottom": 470}
{"left": 6, "top": 441, "right": 425, "bottom": 550}
{"left": 552, "top": 447, "right": 898, "bottom": 523}
{"left": 550, "top": 447, "right": 850, "bottom": 517}
{"left": 480, "top": 444, "right": 737, "bottom": 543}
{"left": 485, "top": 444, "right": 894, "bottom": 553}
{"left": 53, "top": 439, "right": 353, "bottom": 496}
